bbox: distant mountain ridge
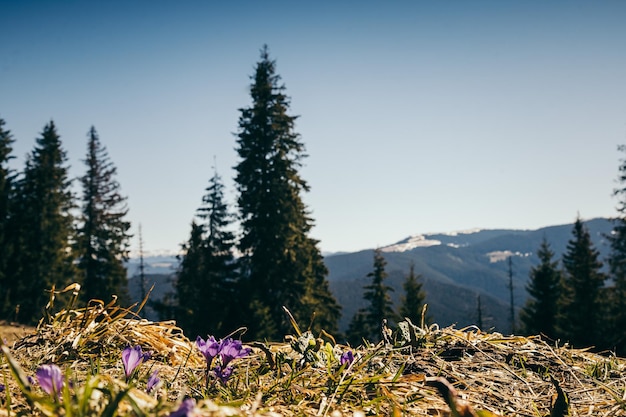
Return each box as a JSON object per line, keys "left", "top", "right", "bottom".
{"left": 126, "top": 254, "right": 178, "bottom": 277}
{"left": 325, "top": 217, "right": 612, "bottom": 333}
{"left": 126, "top": 218, "right": 614, "bottom": 333}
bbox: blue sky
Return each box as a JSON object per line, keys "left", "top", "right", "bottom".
{"left": 2, "top": 1, "right": 626, "bottom": 254}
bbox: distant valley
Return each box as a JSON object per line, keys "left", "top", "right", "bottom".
{"left": 127, "top": 218, "right": 614, "bottom": 334}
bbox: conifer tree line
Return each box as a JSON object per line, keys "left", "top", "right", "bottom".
{"left": 346, "top": 249, "right": 427, "bottom": 346}
{"left": 171, "top": 47, "right": 428, "bottom": 343}
{"left": 0, "top": 120, "right": 131, "bottom": 324}
{"left": 170, "top": 47, "right": 426, "bottom": 343}
{"left": 0, "top": 46, "right": 340, "bottom": 342}
{"left": 170, "top": 46, "right": 341, "bottom": 341}
{"left": 520, "top": 146, "right": 626, "bottom": 355}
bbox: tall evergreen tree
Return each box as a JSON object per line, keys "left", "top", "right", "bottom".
{"left": 176, "top": 170, "right": 238, "bottom": 338}
{"left": 0, "top": 118, "right": 15, "bottom": 319}
{"left": 345, "top": 310, "right": 368, "bottom": 347}
{"left": 176, "top": 221, "right": 205, "bottom": 334}
{"left": 558, "top": 217, "right": 606, "bottom": 348}
{"left": 519, "top": 238, "right": 561, "bottom": 339}
{"left": 363, "top": 248, "right": 397, "bottom": 336}
{"left": 347, "top": 249, "right": 396, "bottom": 344}
{"left": 476, "top": 295, "right": 484, "bottom": 330}
{"left": 607, "top": 144, "right": 626, "bottom": 353}
{"left": 76, "top": 127, "right": 131, "bottom": 304}
{"left": 507, "top": 256, "right": 516, "bottom": 334}
{"left": 234, "top": 46, "right": 340, "bottom": 339}
{"left": 398, "top": 262, "right": 427, "bottom": 326}
{"left": 11, "top": 121, "right": 75, "bottom": 323}
{"left": 201, "top": 171, "right": 239, "bottom": 334}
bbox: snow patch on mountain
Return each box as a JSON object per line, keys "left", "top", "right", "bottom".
{"left": 446, "top": 243, "right": 463, "bottom": 248}
{"left": 486, "top": 250, "right": 532, "bottom": 263}
{"left": 437, "top": 228, "right": 482, "bottom": 236}
{"left": 125, "top": 252, "right": 179, "bottom": 277}
{"left": 487, "top": 250, "right": 513, "bottom": 263}
{"left": 381, "top": 235, "right": 441, "bottom": 252}
{"left": 128, "top": 248, "right": 180, "bottom": 259}
{"left": 381, "top": 228, "right": 490, "bottom": 253}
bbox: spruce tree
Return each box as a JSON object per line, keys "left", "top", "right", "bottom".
{"left": 176, "top": 221, "right": 205, "bottom": 335}
{"left": 476, "top": 295, "right": 484, "bottom": 330}
{"left": 507, "top": 256, "right": 516, "bottom": 334}
{"left": 607, "top": 144, "right": 626, "bottom": 353}
{"left": 363, "top": 249, "right": 396, "bottom": 336}
{"left": 559, "top": 217, "right": 606, "bottom": 348}
{"left": 176, "top": 170, "right": 238, "bottom": 338}
{"left": 76, "top": 127, "right": 131, "bottom": 304}
{"left": 0, "top": 118, "right": 15, "bottom": 319}
{"left": 398, "top": 262, "right": 427, "bottom": 326}
{"left": 12, "top": 121, "right": 75, "bottom": 323}
{"left": 346, "top": 310, "right": 368, "bottom": 347}
{"left": 234, "top": 46, "right": 339, "bottom": 339}
{"left": 519, "top": 238, "right": 561, "bottom": 339}
{"left": 200, "top": 172, "right": 239, "bottom": 336}
{"left": 348, "top": 249, "right": 396, "bottom": 343}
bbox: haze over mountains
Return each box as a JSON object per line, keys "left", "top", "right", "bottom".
{"left": 127, "top": 217, "right": 613, "bottom": 333}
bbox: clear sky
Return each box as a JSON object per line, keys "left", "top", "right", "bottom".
{"left": 2, "top": 1, "right": 626, "bottom": 255}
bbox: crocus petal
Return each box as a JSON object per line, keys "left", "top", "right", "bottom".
{"left": 206, "top": 336, "right": 220, "bottom": 357}
{"left": 196, "top": 335, "right": 220, "bottom": 367}
{"left": 219, "top": 338, "right": 251, "bottom": 366}
{"left": 340, "top": 350, "right": 354, "bottom": 366}
{"left": 168, "top": 398, "right": 196, "bottom": 417}
{"left": 212, "top": 365, "right": 233, "bottom": 384}
{"left": 36, "top": 364, "right": 63, "bottom": 397}
{"left": 0, "top": 383, "right": 5, "bottom": 393}
{"left": 122, "top": 345, "right": 145, "bottom": 378}
{"left": 147, "top": 369, "right": 160, "bottom": 393}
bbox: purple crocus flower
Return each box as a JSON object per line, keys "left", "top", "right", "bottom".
{"left": 36, "top": 364, "right": 64, "bottom": 397}
{"left": 122, "top": 345, "right": 150, "bottom": 380}
{"left": 212, "top": 365, "right": 234, "bottom": 384}
{"left": 218, "top": 338, "right": 251, "bottom": 366}
{"left": 168, "top": 398, "right": 196, "bottom": 417}
{"left": 146, "top": 369, "right": 160, "bottom": 393}
{"left": 340, "top": 350, "right": 354, "bottom": 366}
{"left": 196, "top": 335, "right": 220, "bottom": 368}
{"left": 0, "top": 383, "right": 5, "bottom": 393}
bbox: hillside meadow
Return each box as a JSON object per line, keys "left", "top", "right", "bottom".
{"left": 1, "top": 285, "right": 625, "bottom": 416}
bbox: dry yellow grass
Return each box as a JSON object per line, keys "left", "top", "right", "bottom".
{"left": 1, "top": 286, "right": 625, "bottom": 416}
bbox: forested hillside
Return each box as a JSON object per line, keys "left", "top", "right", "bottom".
{"left": 126, "top": 218, "right": 613, "bottom": 334}
{"left": 324, "top": 218, "right": 612, "bottom": 333}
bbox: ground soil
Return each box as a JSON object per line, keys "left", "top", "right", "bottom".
{"left": 0, "top": 321, "right": 35, "bottom": 345}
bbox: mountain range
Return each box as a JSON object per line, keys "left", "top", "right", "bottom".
{"left": 127, "top": 217, "right": 614, "bottom": 334}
